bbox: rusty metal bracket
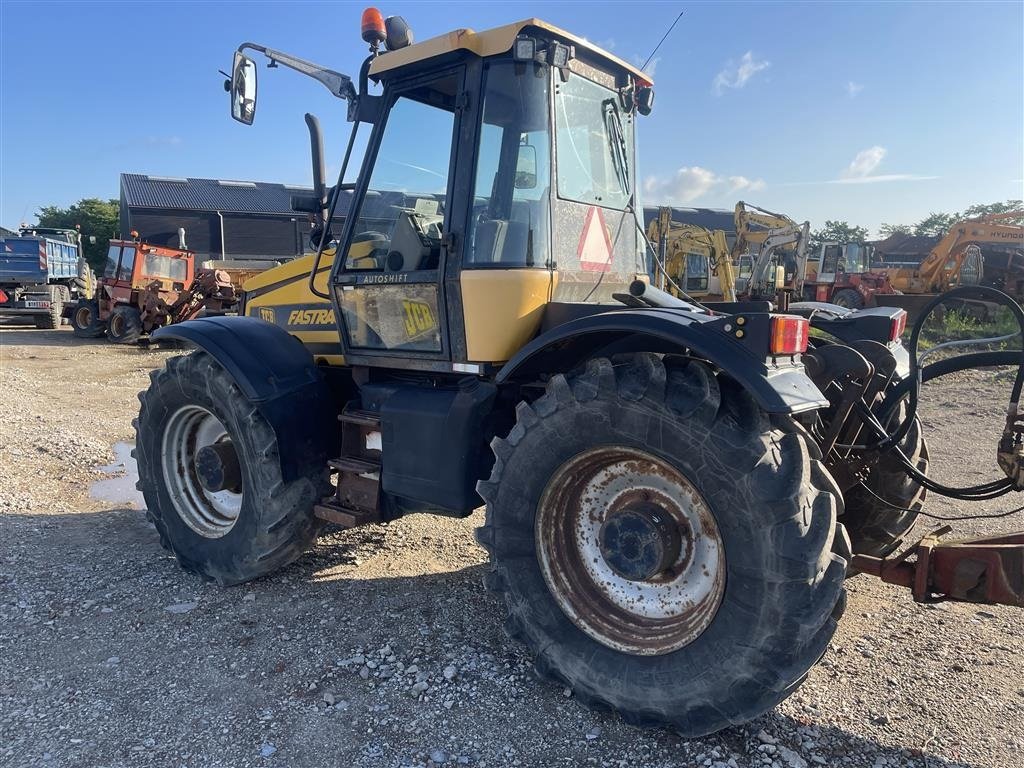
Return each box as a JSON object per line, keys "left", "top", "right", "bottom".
{"left": 851, "top": 526, "right": 1024, "bottom": 607}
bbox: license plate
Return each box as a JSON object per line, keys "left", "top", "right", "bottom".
{"left": 24, "top": 301, "right": 50, "bottom": 308}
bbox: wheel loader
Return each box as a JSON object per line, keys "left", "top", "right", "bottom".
{"left": 134, "top": 9, "right": 1024, "bottom": 736}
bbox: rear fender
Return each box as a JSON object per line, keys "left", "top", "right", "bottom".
{"left": 496, "top": 309, "right": 828, "bottom": 414}
{"left": 152, "top": 316, "right": 337, "bottom": 481}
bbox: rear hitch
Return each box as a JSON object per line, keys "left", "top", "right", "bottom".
{"left": 851, "top": 526, "right": 1024, "bottom": 607}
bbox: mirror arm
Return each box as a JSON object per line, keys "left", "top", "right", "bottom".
{"left": 238, "top": 43, "right": 357, "bottom": 102}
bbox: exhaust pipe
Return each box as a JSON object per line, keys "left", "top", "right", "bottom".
{"left": 628, "top": 279, "right": 702, "bottom": 311}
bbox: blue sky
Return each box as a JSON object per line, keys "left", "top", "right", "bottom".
{"left": 1, "top": 1, "right": 1021, "bottom": 235}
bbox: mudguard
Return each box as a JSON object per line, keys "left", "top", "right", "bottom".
{"left": 496, "top": 308, "right": 829, "bottom": 414}
{"left": 152, "top": 316, "right": 337, "bottom": 481}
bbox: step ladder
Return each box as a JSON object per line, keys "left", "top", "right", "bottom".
{"left": 314, "top": 406, "right": 383, "bottom": 528}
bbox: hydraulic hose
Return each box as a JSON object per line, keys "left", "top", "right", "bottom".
{"left": 840, "top": 285, "right": 1024, "bottom": 501}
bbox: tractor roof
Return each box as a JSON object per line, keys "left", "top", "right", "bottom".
{"left": 367, "top": 18, "right": 652, "bottom": 85}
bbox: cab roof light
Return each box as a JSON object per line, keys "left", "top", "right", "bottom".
{"left": 361, "top": 7, "right": 386, "bottom": 48}
{"left": 513, "top": 35, "right": 536, "bottom": 62}
{"left": 770, "top": 315, "right": 810, "bottom": 356}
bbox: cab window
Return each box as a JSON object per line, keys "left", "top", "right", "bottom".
{"left": 465, "top": 61, "right": 551, "bottom": 267}
{"left": 118, "top": 247, "right": 136, "bottom": 281}
{"left": 341, "top": 74, "right": 457, "bottom": 273}
{"left": 104, "top": 245, "right": 120, "bottom": 278}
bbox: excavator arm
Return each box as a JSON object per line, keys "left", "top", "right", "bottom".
{"left": 647, "top": 207, "right": 737, "bottom": 301}
{"left": 734, "top": 202, "right": 811, "bottom": 303}
{"left": 915, "top": 212, "right": 1024, "bottom": 293}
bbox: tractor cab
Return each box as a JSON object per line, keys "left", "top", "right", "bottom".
{"left": 101, "top": 237, "right": 194, "bottom": 294}
{"left": 231, "top": 15, "right": 654, "bottom": 370}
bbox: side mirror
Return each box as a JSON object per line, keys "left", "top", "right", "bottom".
{"left": 230, "top": 52, "right": 258, "bottom": 125}
{"left": 636, "top": 86, "right": 654, "bottom": 116}
{"left": 514, "top": 144, "right": 538, "bottom": 190}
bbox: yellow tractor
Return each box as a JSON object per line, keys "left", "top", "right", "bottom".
{"left": 134, "top": 9, "right": 1024, "bottom": 736}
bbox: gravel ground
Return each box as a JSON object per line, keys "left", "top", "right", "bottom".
{"left": 1, "top": 325, "right": 1022, "bottom": 768}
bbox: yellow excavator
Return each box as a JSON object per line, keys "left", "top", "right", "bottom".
{"left": 874, "top": 211, "right": 1024, "bottom": 320}
{"left": 732, "top": 201, "right": 811, "bottom": 308}
{"left": 645, "top": 206, "right": 737, "bottom": 302}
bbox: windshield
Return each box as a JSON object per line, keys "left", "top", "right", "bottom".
{"left": 142, "top": 253, "right": 188, "bottom": 281}
{"left": 555, "top": 74, "right": 633, "bottom": 210}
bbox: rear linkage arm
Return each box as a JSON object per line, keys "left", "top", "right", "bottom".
{"left": 852, "top": 528, "right": 1024, "bottom": 608}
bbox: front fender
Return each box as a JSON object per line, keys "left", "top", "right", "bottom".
{"left": 496, "top": 309, "right": 828, "bottom": 414}
{"left": 152, "top": 316, "right": 337, "bottom": 481}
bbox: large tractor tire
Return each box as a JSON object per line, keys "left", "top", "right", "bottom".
{"left": 70, "top": 299, "right": 106, "bottom": 338}
{"left": 58, "top": 285, "right": 71, "bottom": 325}
{"left": 134, "top": 351, "right": 329, "bottom": 585}
{"left": 107, "top": 305, "right": 143, "bottom": 344}
{"left": 832, "top": 288, "right": 864, "bottom": 310}
{"left": 476, "top": 353, "right": 849, "bottom": 736}
{"left": 841, "top": 403, "right": 928, "bottom": 557}
{"left": 32, "top": 285, "right": 63, "bottom": 329}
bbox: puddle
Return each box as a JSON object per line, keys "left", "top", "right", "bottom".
{"left": 91, "top": 441, "right": 146, "bottom": 509}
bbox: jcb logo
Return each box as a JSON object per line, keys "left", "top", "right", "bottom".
{"left": 402, "top": 299, "right": 436, "bottom": 338}
{"left": 287, "top": 308, "right": 335, "bottom": 326}
{"left": 258, "top": 307, "right": 275, "bottom": 323}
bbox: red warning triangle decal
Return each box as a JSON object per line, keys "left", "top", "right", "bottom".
{"left": 577, "top": 206, "right": 613, "bottom": 272}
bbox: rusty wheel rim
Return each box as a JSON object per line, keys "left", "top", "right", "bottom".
{"left": 536, "top": 446, "right": 725, "bottom": 656}
{"left": 75, "top": 305, "right": 93, "bottom": 328}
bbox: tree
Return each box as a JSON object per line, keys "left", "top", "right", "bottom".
{"left": 962, "top": 199, "right": 1023, "bottom": 223}
{"left": 911, "top": 200, "right": 1023, "bottom": 237}
{"left": 913, "top": 211, "right": 960, "bottom": 237}
{"left": 877, "top": 223, "right": 911, "bottom": 239}
{"left": 35, "top": 198, "right": 119, "bottom": 273}
{"left": 809, "top": 220, "right": 869, "bottom": 251}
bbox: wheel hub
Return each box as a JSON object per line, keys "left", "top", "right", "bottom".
{"left": 161, "top": 405, "right": 242, "bottom": 538}
{"left": 599, "top": 502, "right": 682, "bottom": 581}
{"left": 195, "top": 441, "right": 242, "bottom": 493}
{"left": 536, "top": 446, "right": 726, "bottom": 656}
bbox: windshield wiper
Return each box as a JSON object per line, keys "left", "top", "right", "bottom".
{"left": 602, "top": 99, "right": 630, "bottom": 197}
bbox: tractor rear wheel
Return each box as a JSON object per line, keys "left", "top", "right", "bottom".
{"left": 842, "top": 403, "right": 928, "bottom": 557}
{"left": 832, "top": 288, "right": 864, "bottom": 309}
{"left": 134, "top": 350, "right": 328, "bottom": 585}
{"left": 107, "top": 305, "right": 143, "bottom": 344}
{"left": 71, "top": 299, "right": 105, "bottom": 338}
{"left": 477, "top": 354, "right": 849, "bottom": 736}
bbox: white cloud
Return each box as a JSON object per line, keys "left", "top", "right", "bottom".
{"left": 644, "top": 166, "right": 765, "bottom": 204}
{"left": 828, "top": 174, "right": 939, "bottom": 185}
{"left": 841, "top": 146, "right": 886, "bottom": 179}
{"left": 713, "top": 51, "right": 770, "bottom": 95}
{"left": 846, "top": 81, "right": 864, "bottom": 98}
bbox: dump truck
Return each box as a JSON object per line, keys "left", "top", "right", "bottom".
{"left": 133, "top": 10, "right": 1024, "bottom": 737}
{"left": 0, "top": 226, "right": 94, "bottom": 328}
{"left": 68, "top": 237, "right": 238, "bottom": 343}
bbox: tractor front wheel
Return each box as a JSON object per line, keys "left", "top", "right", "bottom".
{"left": 134, "top": 351, "right": 329, "bottom": 584}
{"left": 477, "top": 354, "right": 849, "bottom": 736}
{"left": 107, "top": 305, "right": 143, "bottom": 344}
{"left": 71, "top": 299, "right": 105, "bottom": 338}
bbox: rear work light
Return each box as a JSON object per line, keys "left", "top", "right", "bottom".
{"left": 770, "top": 316, "right": 810, "bottom": 355}
{"left": 889, "top": 310, "right": 907, "bottom": 341}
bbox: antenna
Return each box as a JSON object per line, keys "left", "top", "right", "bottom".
{"left": 642, "top": 9, "right": 684, "bottom": 71}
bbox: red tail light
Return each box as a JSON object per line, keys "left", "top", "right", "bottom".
{"left": 0, "top": 289, "right": 8, "bottom": 304}
{"left": 770, "top": 316, "right": 809, "bottom": 355}
{"left": 889, "top": 310, "right": 907, "bottom": 341}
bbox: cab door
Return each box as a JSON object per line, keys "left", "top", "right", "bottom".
{"left": 331, "top": 69, "right": 464, "bottom": 367}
